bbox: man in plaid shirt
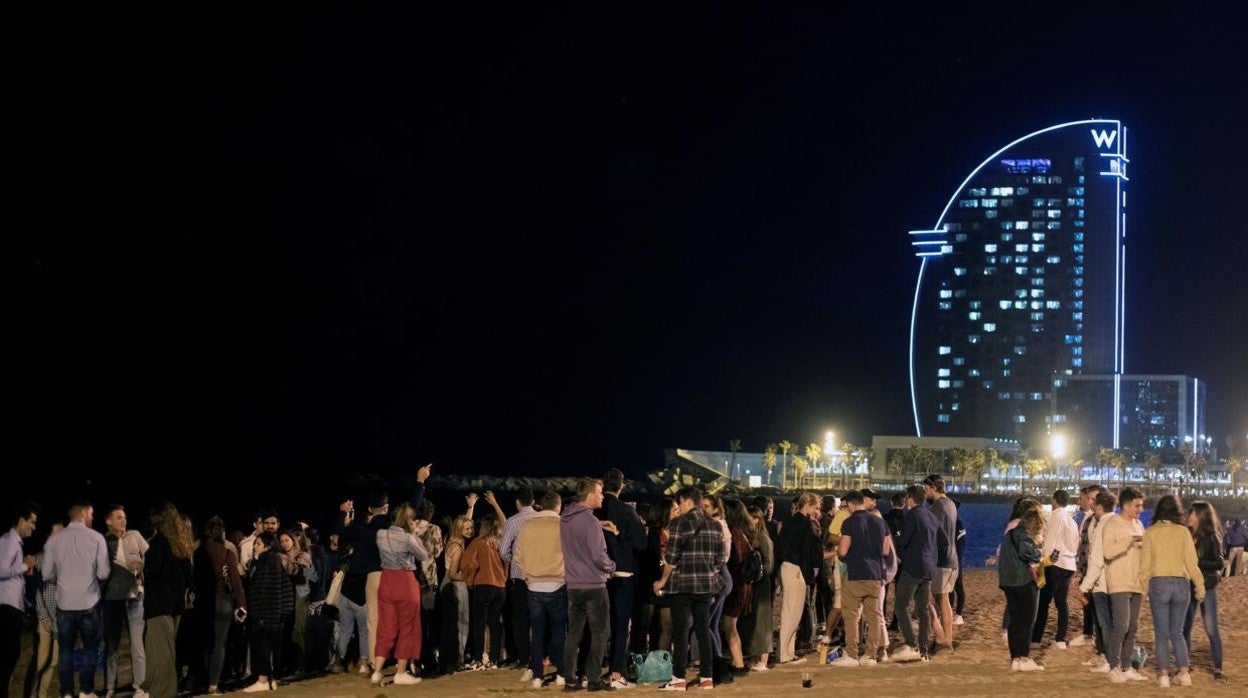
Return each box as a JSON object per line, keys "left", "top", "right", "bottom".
{"left": 652, "top": 486, "right": 725, "bottom": 691}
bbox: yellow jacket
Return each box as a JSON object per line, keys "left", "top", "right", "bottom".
{"left": 1139, "top": 520, "right": 1205, "bottom": 601}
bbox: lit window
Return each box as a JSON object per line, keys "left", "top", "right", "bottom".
{"left": 984, "top": 244, "right": 998, "bottom": 253}
{"left": 938, "top": 345, "right": 951, "bottom": 355}
{"left": 967, "top": 311, "right": 979, "bottom": 321}
{"left": 1047, "top": 222, "right": 1062, "bottom": 230}
{"left": 1074, "top": 289, "right": 1084, "bottom": 298}
{"left": 1072, "top": 346, "right": 1083, "bottom": 356}
{"left": 1014, "top": 346, "right": 1026, "bottom": 355}
{"left": 968, "top": 369, "right": 980, "bottom": 377}
{"left": 939, "top": 301, "right": 952, "bottom": 310}
{"left": 1031, "top": 301, "right": 1043, "bottom": 309}
{"left": 952, "top": 357, "right": 965, "bottom": 366}
{"left": 1032, "top": 244, "right": 1045, "bottom": 253}
{"left": 981, "top": 199, "right": 997, "bottom": 208}
{"left": 1016, "top": 221, "right": 1029, "bottom": 230}
{"left": 1002, "top": 358, "right": 1011, "bottom": 365}
{"left": 937, "top": 414, "right": 950, "bottom": 423}
{"left": 1016, "top": 244, "right": 1029, "bottom": 253}
{"left": 938, "top": 368, "right": 951, "bottom": 377}
{"left": 1072, "top": 312, "right": 1083, "bottom": 321}
{"left": 1015, "top": 266, "right": 1027, "bottom": 275}
{"left": 999, "top": 300, "right": 1012, "bottom": 310}
{"left": 1014, "top": 301, "right": 1027, "bottom": 309}
{"left": 954, "top": 267, "right": 967, "bottom": 276}
{"left": 1016, "top": 255, "right": 1029, "bottom": 263}
{"left": 1030, "top": 312, "right": 1044, "bottom": 321}
{"left": 1047, "top": 255, "right": 1060, "bottom": 264}
{"left": 940, "top": 289, "right": 953, "bottom": 299}
{"left": 1032, "top": 278, "right": 1045, "bottom": 287}
{"left": 1073, "top": 301, "right": 1084, "bottom": 310}
{"left": 1032, "top": 233, "right": 1046, "bottom": 242}
{"left": 1048, "top": 210, "right": 1062, "bottom": 219}
{"left": 1002, "top": 369, "right": 1012, "bottom": 377}
{"left": 984, "top": 323, "right": 996, "bottom": 332}
{"left": 955, "top": 233, "right": 968, "bottom": 242}
{"left": 1001, "top": 232, "right": 1013, "bottom": 240}
{"left": 959, "top": 199, "right": 979, "bottom": 209}
{"left": 951, "top": 403, "right": 960, "bottom": 411}
{"left": 941, "top": 245, "right": 953, "bottom": 254}
{"left": 1015, "top": 415, "right": 1027, "bottom": 423}
{"left": 985, "top": 210, "right": 998, "bottom": 219}
{"left": 999, "top": 392, "right": 1011, "bottom": 400}
{"left": 1030, "top": 289, "right": 1043, "bottom": 298}
{"left": 985, "top": 255, "right": 997, "bottom": 264}
{"left": 1031, "top": 393, "right": 1044, "bottom": 401}
{"left": 970, "top": 301, "right": 981, "bottom": 309}
{"left": 968, "top": 335, "right": 981, "bottom": 344}
{"left": 969, "top": 188, "right": 987, "bottom": 196}
{"left": 1073, "top": 358, "right": 1083, "bottom": 367}
{"left": 1074, "top": 278, "right": 1084, "bottom": 287}
{"left": 938, "top": 380, "right": 951, "bottom": 388}
{"left": 1001, "top": 255, "right": 1013, "bottom": 263}
{"left": 1046, "top": 301, "right": 1061, "bottom": 309}
{"left": 1073, "top": 266, "right": 1084, "bottom": 275}
{"left": 1032, "top": 198, "right": 1045, "bottom": 207}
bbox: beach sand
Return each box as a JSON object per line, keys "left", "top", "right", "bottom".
{"left": 11, "top": 570, "right": 1246, "bottom": 697}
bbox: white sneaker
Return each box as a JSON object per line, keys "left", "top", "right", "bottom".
{"left": 359, "top": 662, "right": 372, "bottom": 675}
{"left": 1158, "top": 675, "right": 1171, "bottom": 688}
{"left": 829, "top": 655, "right": 860, "bottom": 667}
{"left": 953, "top": 614, "right": 965, "bottom": 626}
{"left": 892, "top": 646, "right": 922, "bottom": 662}
{"left": 1017, "top": 657, "right": 1044, "bottom": 672}
{"left": 749, "top": 661, "right": 769, "bottom": 672}
{"left": 877, "top": 650, "right": 889, "bottom": 663}
{"left": 521, "top": 668, "right": 534, "bottom": 682}
{"left": 859, "top": 657, "right": 878, "bottom": 667}
{"left": 243, "top": 681, "right": 271, "bottom": 693}
{"left": 1011, "top": 658, "right": 1020, "bottom": 672}
{"left": 393, "top": 672, "right": 422, "bottom": 685}
{"left": 1177, "top": 673, "right": 1192, "bottom": 687}
{"left": 369, "top": 671, "right": 384, "bottom": 687}
{"left": 1068, "top": 634, "right": 1088, "bottom": 647}
{"left": 1108, "top": 668, "right": 1127, "bottom": 684}
{"left": 610, "top": 677, "right": 636, "bottom": 689}
{"left": 554, "top": 676, "right": 566, "bottom": 687}
{"left": 1123, "top": 668, "right": 1149, "bottom": 682}
{"left": 532, "top": 678, "right": 544, "bottom": 689}
{"left": 659, "top": 679, "right": 687, "bottom": 691}
{"left": 1055, "top": 641, "right": 1068, "bottom": 650}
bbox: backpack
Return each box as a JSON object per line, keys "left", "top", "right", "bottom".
{"left": 741, "top": 547, "right": 764, "bottom": 584}
{"left": 632, "top": 650, "right": 673, "bottom": 684}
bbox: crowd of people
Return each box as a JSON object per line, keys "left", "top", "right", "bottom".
{"left": 1, "top": 465, "right": 1241, "bottom": 696}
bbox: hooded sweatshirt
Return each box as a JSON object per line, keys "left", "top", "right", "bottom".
{"left": 560, "top": 502, "right": 616, "bottom": 589}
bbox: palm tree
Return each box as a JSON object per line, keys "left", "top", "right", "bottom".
{"left": 838, "top": 442, "right": 857, "bottom": 489}
{"left": 1145, "top": 452, "right": 1164, "bottom": 494}
{"left": 778, "top": 440, "right": 795, "bottom": 489}
{"left": 729, "top": 438, "right": 742, "bottom": 479}
{"left": 763, "top": 444, "right": 778, "bottom": 487}
{"left": 805, "top": 443, "right": 823, "bottom": 490}
{"left": 792, "top": 456, "right": 809, "bottom": 489}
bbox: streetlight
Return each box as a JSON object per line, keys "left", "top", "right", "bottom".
{"left": 1050, "top": 432, "right": 1066, "bottom": 484}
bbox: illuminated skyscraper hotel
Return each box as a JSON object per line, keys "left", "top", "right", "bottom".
{"left": 909, "top": 120, "right": 1129, "bottom": 444}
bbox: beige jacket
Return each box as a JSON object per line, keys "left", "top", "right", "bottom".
{"left": 1101, "top": 514, "right": 1144, "bottom": 594}
{"left": 514, "top": 511, "right": 564, "bottom": 586}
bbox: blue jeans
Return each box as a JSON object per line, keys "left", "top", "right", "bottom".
{"left": 607, "top": 576, "right": 635, "bottom": 675}
{"left": 334, "top": 596, "right": 369, "bottom": 663}
{"left": 57, "top": 606, "right": 102, "bottom": 696}
{"left": 1183, "top": 584, "right": 1222, "bottom": 670}
{"left": 694, "top": 567, "right": 731, "bottom": 659}
{"left": 1149, "top": 577, "right": 1190, "bottom": 672}
{"left": 1092, "top": 592, "right": 1113, "bottom": 656}
{"left": 527, "top": 587, "right": 568, "bottom": 678}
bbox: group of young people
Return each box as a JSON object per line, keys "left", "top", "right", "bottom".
{"left": 997, "top": 485, "right": 1229, "bottom": 686}
{"left": 3, "top": 465, "right": 1236, "bottom": 696}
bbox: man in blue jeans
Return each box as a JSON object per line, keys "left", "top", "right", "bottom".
{"left": 1078, "top": 490, "right": 1118, "bottom": 672}
{"left": 515, "top": 491, "right": 568, "bottom": 689}
{"left": 42, "top": 502, "right": 110, "bottom": 698}
{"left": 596, "top": 468, "right": 647, "bottom": 689}
{"left": 559, "top": 478, "right": 616, "bottom": 691}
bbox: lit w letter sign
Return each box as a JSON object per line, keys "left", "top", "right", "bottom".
{"left": 1091, "top": 129, "right": 1117, "bottom": 149}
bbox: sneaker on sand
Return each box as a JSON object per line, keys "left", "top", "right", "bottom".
{"left": 1055, "top": 641, "right": 1068, "bottom": 650}
{"left": 749, "top": 661, "right": 770, "bottom": 672}
{"left": 953, "top": 615, "right": 965, "bottom": 626}
{"left": 369, "top": 672, "right": 384, "bottom": 687}
{"left": 1068, "top": 635, "right": 1088, "bottom": 647}
{"left": 859, "top": 657, "right": 878, "bottom": 667}
{"left": 393, "top": 672, "right": 422, "bottom": 685}
{"left": 242, "top": 681, "right": 272, "bottom": 693}
{"left": 609, "top": 677, "right": 635, "bottom": 689}
{"left": 1122, "top": 668, "right": 1149, "bottom": 682}
{"left": 892, "top": 646, "right": 922, "bottom": 662}
{"left": 522, "top": 669, "right": 534, "bottom": 682}
{"left": 829, "top": 655, "right": 860, "bottom": 668}
{"left": 1108, "top": 668, "right": 1127, "bottom": 684}
{"left": 1016, "top": 658, "right": 1044, "bottom": 672}
{"left": 359, "top": 662, "right": 372, "bottom": 675}
{"left": 698, "top": 679, "right": 713, "bottom": 690}
{"left": 1177, "top": 673, "right": 1192, "bottom": 687}
{"left": 554, "top": 676, "right": 567, "bottom": 687}
{"left": 1011, "top": 658, "right": 1020, "bottom": 672}
{"left": 1158, "top": 675, "right": 1170, "bottom": 688}
{"left": 658, "top": 679, "right": 687, "bottom": 692}
{"left": 533, "top": 679, "right": 545, "bottom": 689}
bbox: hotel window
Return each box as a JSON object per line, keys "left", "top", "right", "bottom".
{"left": 940, "top": 289, "right": 953, "bottom": 298}
{"left": 952, "top": 380, "right": 964, "bottom": 388}
{"left": 1047, "top": 209, "right": 1062, "bottom": 219}
{"left": 968, "top": 369, "right": 981, "bottom": 377}
{"left": 1015, "top": 415, "right": 1027, "bottom": 423}
{"left": 955, "top": 233, "right": 968, "bottom": 242}
{"left": 1073, "top": 358, "right": 1083, "bottom": 367}
{"left": 1047, "top": 255, "right": 1061, "bottom": 264}
{"left": 985, "top": 210, "right": 998, "bottom": 219}
{"left": 1073, "top": 266, "right": 1084, "bottom": 275}
{"left": 1032, "top": 232, "right": 1046, "bottom": 242}
{"left": 1072, "top": 312, "right": 1083, "bottom": 321}
{"left": 1032, "top": 198, "right": 1045, "bottom": 207}
{"left": 968, "top": 311, "right": 981, "bottom": 320}
{"left": 1016, "top": 244, "right": 1029, "bottom": 253}
{"left": 984, "top": 244, "right": 998, "bottom": 253}
{"left": 959, "top": 199, "right": 979, "bottom": 208}
{"left": 938, "top": 368, "right": 951, "bottom": 377}
{"left": 983, "top": 380, "right": 994, "bottom": 389}
{"left": 970, "top": 301, "right": 981, "bottom": 309}
{"left": 1032, "top": 244, "right": 1045, "bottom": 253}
{"left": 999, "top": 300, "right": 1012, "bottom": 310}
{"left": 1031, "top": 301, "right": 1043, "bottom": 310}
{"left": 985, "top": 256, "right": 997, "bottom": 264}
{"left": 1001, "top": 255, "right": 1013, "bottom": 263}
{"left": 1032, "top": 210, "right": 1045, "bottom": 219}
{"left": 1015, "top": 266, "right": 1027, "bottom": 275}
{"left": 941, "top": 245, "right": 953, "bottom": 253}
{"left": 951, "top": 403, "right": 960, "bottom": 411}
{"left": 1046, "top": 301, "right": 1061, "bottom": 309}
{"left": 1073, "top": 301, "right": 1083, "bottom": 309}
{"left": 1067, "top": 198, "right": 1084, "bottom": 207}
{"left": 939, "top": 301, "right": 952, "bottom": 310}
{"left": 1072, "top": 346, "right": 1083, "bottom": 356}
{"left": 937, "top": 414, "right": 950, "bottom": 423}
{"left": 1016, "top": 255, "right": 1028, "bottom": 263}
{"left": 1002, "top": 358, "right": 1011, "bottom": 365}
{"left": 1000, "top": 198, "right": 1014, "bottom": 207}
{"left": 984, "top": 323, "right": 996, "bottom": 332}
{"left": 1074, "top": 289, "right": 1084, "bottom": 298}
{"left": 1074, "top": 278, "right": 1084, "bottom": 287}
{"left": 999, "top": 392, "right": 1012, "bottom": 400}
{"left": 969, "top": 188, "right": 987, "bottom": 196}
{"left": 1031, "top": 323, "right": 1044, "bottom": 332}
{"left": 1046, "top": 222, "right": 1062, "bottom": 230}
{"left": 938, "top": 380, "right": 951, "bottom": 388}
{"left": 953, "top": 357, "right": 965, "bottom": 366}
{"left": 939, "top": 345, "right": 951, "bottom": 354}
{"left": 968, "top": 335, "right": 981, "bottom": 344}
{"left": 1030, "top": 289, "right": 1044, "bottom": 297}
{"left": 1030, "top": 312, "right": 1044, "bottom": 321}
{"left": 1017, "top": 187, "right": 1030, "bottom": 195}
{"left": 1015, "top": 289, "right": 1028, "bottom": 298}
{"left": 981, "top": 199, "right": 997, "bottom": 207}
{"left": 1014, "top": 346, "right": 1027, "bottom": 355}
{"left": 954, "top": 267, "right": 967, "bottom": 276}
{"left": 1014, "top": 301, "right": 1027, "bottom": 309}
{"left": 1031, "top": 277, "right": 1045, "bottom": 286}
{"left": 1074, "top": 232, "right": 1084, "bottom": 241}
{"left": 1002, "top": 369, "right": 1012, "bottom": 377}
{"left": 1046, "top": 198, "right": 1061, "bottom": 207}
{"left": 1001, "top": 232, "right": 1013, "bottom": 240}
{"left": 1016, "top": 221, "right": 1029, "bottom": 229}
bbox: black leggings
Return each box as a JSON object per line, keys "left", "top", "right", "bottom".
{"left": 1002, "top": 583, "right": 1038, "bottom": 659}
{"left": 468, "top": 585, "right": 505, "bottom": 663}
{"left": 249, "top": 621, "right": 282, "bottom": 678}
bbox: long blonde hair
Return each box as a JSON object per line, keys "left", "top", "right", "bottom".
{"left": 392, "top": 503, "right": 416, "bottom": 532}
{"left": 450, "top": 514, "right": 474, "bottom": 546}
{"left": 151, "top": 503, "right": 193, "bottom": 559}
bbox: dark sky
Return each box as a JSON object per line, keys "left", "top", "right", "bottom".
{"left": 14, "top": 3, "right": 1247, "bottom": 499}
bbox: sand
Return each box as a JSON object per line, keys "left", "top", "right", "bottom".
{"left": 11, "top": 570, "right": 1246, "bottom": 697}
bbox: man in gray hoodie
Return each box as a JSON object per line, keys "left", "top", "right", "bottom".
{"left": 559, "top": 478, "right": 617, "bottom": 692}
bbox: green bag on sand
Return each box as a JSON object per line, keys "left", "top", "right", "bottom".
{"left": 633, "top": 650, "right": 673, "bottom": 684}
{"left": 1132, "top": 644, "right": 1148, "bottom": 669}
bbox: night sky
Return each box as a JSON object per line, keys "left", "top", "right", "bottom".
{"left": 14, "top": 4, "right": 1247, "bottom": 508}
